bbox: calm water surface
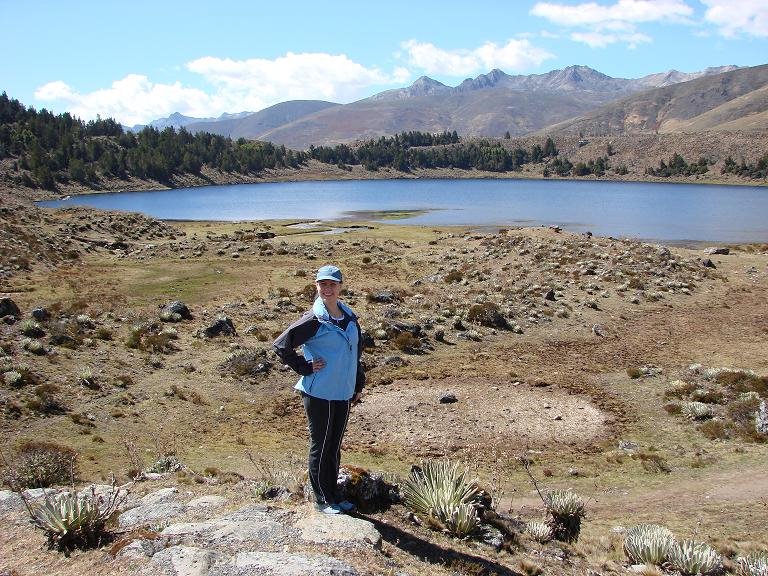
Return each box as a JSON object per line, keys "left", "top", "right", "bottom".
{"left": 37, "top": 178, "right": 768, "bottom": 243}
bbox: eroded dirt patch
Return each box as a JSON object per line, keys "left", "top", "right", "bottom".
{"left": 350, "top": 377, "right": 610, "bottom": 455}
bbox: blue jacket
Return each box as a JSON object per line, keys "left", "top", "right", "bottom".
{"left": 273, "top": 298, "right": 364, "bottom": 401}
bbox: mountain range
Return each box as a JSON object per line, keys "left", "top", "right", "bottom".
{"left": 135, "top": 64, "right": 767, "bottom": 149}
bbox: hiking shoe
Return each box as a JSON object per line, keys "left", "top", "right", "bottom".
{"left": 337, "top": 500, "right": 356, "bottom": 513}
{"left": 314, "top": 503, "right": 341, "bottom": 514}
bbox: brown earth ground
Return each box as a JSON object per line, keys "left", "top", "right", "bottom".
{"left": 1, "top": 184, "right": 767, "bottom": 575}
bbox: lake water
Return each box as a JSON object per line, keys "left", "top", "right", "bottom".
{"left": 37, "top": 178, "right": 768, "bottom": 243}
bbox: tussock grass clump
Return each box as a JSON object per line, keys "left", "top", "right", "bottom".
{"left": 2, "top": 441, "right": 78, "bottom": 489}
{"left": 126, "top": 321, "right": 177, "bottom": 353}
{"left": 668, "top": 540, "right": 722, "bottom": 575}
{"left": 401, "top": 459, "right": 481, "bottom": 539}
{"left": 623, "top": 523, "right": 675, "bottom": 565}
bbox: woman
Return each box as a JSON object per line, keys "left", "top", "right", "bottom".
{"left": 273, "top": 264, "right": 365, "bottom": 514}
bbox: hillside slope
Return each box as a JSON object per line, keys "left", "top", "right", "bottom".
{"left": 545, "top": 64, "right": 768, "bottom": 136}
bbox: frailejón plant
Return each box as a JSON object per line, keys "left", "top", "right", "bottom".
{"left": 28, "top": 485, "right": 127, "bottom": 552}
{"left": 544, "top": 489, "right": 586, "bottom": 543}
{"left": 401, "top": 459, "right": 481, "bottom": 538}
{"left": 526, "top": 520, "right": 554, "bottom": 543}
{"left": 682, "top": 401, "right": 714, "bottom": 420}
{"left": 668, "top": 540, "right": 722, "bottom": 575}
{"left": 623, "top": 523, "right": 675, "bottom": 565}
{"left": 737, "top": 551, "right": 768, "bottom": 576}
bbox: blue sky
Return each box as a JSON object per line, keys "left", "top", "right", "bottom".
{"left": 2, "top": 0, "right": 766, "bottom": 125}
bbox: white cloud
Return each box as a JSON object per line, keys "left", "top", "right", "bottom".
{"left": 571, "top": 30, "right": 651, "bottom": 48}
{"left": 34, "top": 53, "right": 410, "bottom": 125}
{"left": 530, "top": 0, "right": 693, "bottom": 26}
{"left": 35, "top": 75, "right": 217, "bottom": 126}
{"left": 530, "top": 0, "right": 693, "bottom": 48}
{"left": 702, "top": 0, "right": 768, "bottom": 37}
{"left": 401, "top": 38, "right": 554, "bottom": 76}
{"left": 187, "top": 52, "right": 406, "bottom": 105}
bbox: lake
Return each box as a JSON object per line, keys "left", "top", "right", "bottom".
{"left": 37, "top": 178, "right": 768, "bottom": 243}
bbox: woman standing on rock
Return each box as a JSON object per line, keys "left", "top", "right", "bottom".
{"left": 273, "top": 265, "right": 365, "bottom": 514}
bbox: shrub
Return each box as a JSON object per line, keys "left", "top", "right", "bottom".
{"left": 126, "top": 321, "right": 176, "bottom": 353}
{"left": 221, "top": 349, "right": 271, "bottom": 377}
{"left": 665, "top": 380, "right": 698, "bottom": 399}
{"left": 393, "top": 331, "right": 421, "bottom": 353}
{"left": 623, "top": 523, "right": 675, "bottom": 565}
{"left": 29, "top": 486, "right": 127, "bottom": 552}
{"left": 2, "top": 441, "right": 78, "bottom": 489}
{"left": 26, "top": 383, "right": 66, "bottom": 414}
{"left": 664, "top": 402, "right": 682, "bottom": 415}
{"left": 715, "top": 370, "right": 768, "bottom": 397}
{"left": 466, "top": 302, "right": 509, "bottom": 329}
{"left": 627, "top": 367, "right": 642, "bottom": 379}
{"left": 699, "top": 419, "right": 731, "bottom": 440}
{"left": 737, "top": 551, "right": 768, "bottom": 576}
{"left": 634, "top": 452, "right": 672, "bottom": 474}
{"left": 401, "top": 459, "right": 481, "bottom": 538}
{"left": 544, "top": 489, "right": 586, "bottom": 543}
{"left": 668, "top": 540, "right": 721, "bottom": 575}
{"left": 727, "top": 394, "right": 761, "bottom": 425}
{"left": 444, "top": 270, "right": 463, "bottom": 283}
{"left": 93, "top": 327, "right": 113, "bottom": 340}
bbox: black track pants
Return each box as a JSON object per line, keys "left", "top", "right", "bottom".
{"left": 302, "top": 393, "right": 351, "bottom": 506}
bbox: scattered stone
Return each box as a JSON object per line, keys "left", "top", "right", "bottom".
{"left": 202, "top": 316, "right": 236, "bottom": 338}
{"left": 164, "top": 301, "right": 193, "bottom": 320}
{"left": 0, "top": 298, "right": 20, "bottom": 318}
{"left": 439, "top": 392, "right": 458, "bottom": 404}
{"left": 118, "top": 501, "right": 187, "bottom": 528}
{"left": 224, "top": 551, "right": 359, "bottom": 576}
{"left": 151, "top": 545, "right": 224, "bottom": 576}
{"left": 705, "top": 247, "right": 730, "bottom": 255}
{"left": 757, "top": 400, "right": 768, "bottom": 435}
{"left": 702, "top": 258, "right": 717, "bottom": 269}
{"left": 295, "top": 513, "right": 382, "bottom": 548}
{"left": 0, "top": 490, "right": 24, "bottom": 516}
{"left": 187, "top": 495, "right": 228, "bottom": 509}
{"left": 30, "top": 307, "right": 50, "bottom": 321}
{"left": 618, "top": 440, "right": 639, "bottom": 452}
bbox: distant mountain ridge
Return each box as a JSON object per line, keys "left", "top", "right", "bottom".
{"left": 137, "top": 64, "right": 760, "bottom": 149}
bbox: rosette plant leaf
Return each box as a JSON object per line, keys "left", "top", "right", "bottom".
{"left": 623, "top": 523, "right": 676, "bottom": 565}
{"left": 544, "top": 489, "right": 586, "bottom": 543}
{"left": 668, "top": 540, "right": 722, "bottom": 575}
{"left": 28, "top": 485, "right": 127, "bottom": 553}
{"left": 401, "top": 459, "right": 481, "bottom": 538}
